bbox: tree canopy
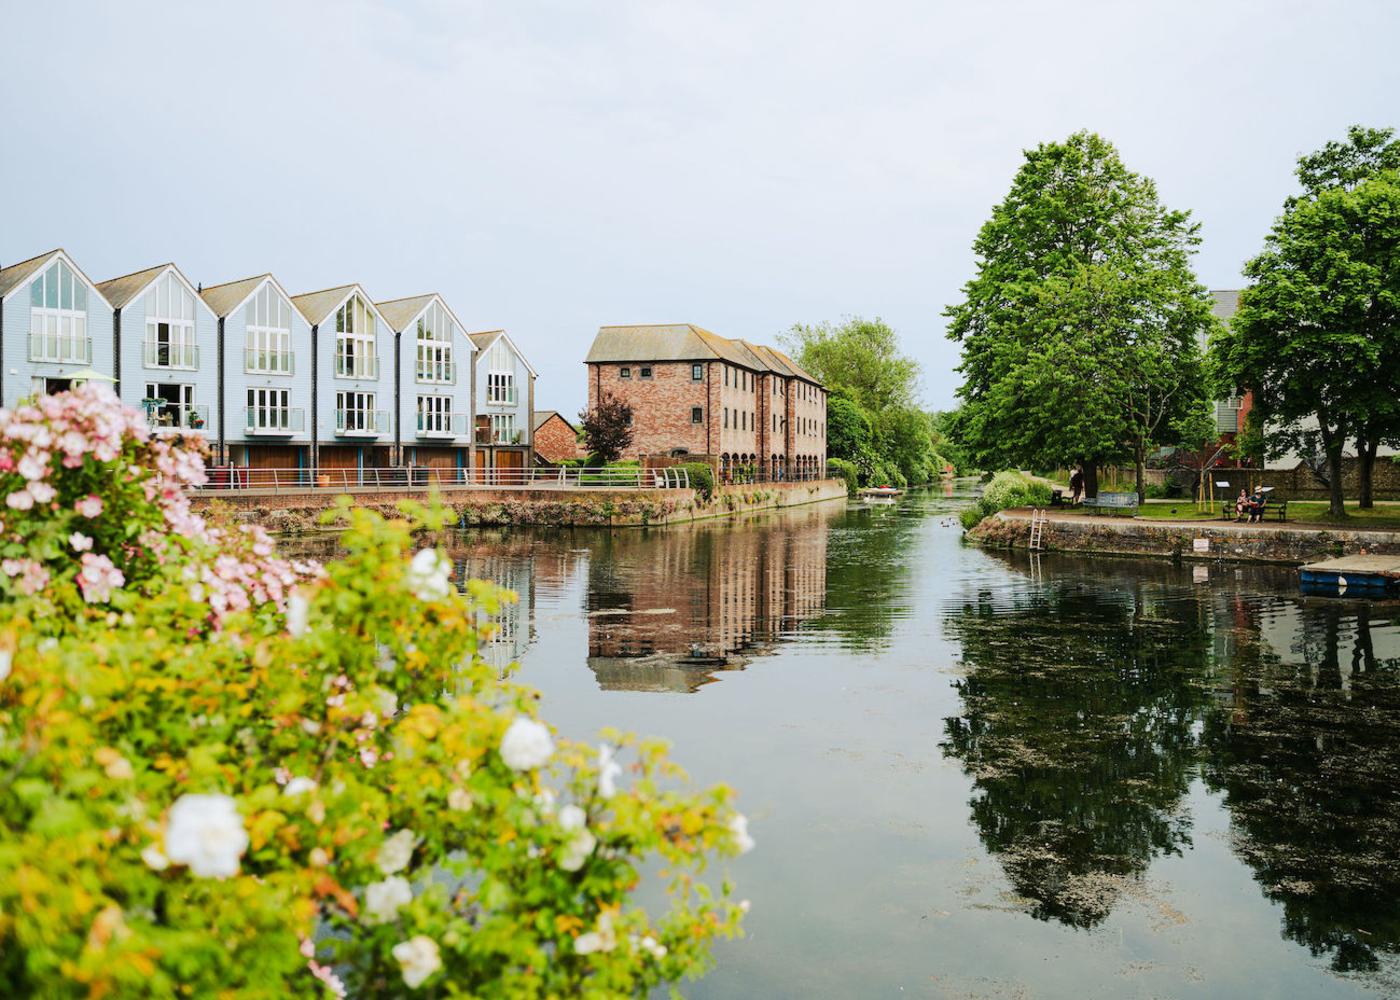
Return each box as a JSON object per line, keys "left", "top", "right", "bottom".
{"left": 1213, "top": 126, "right": 1400, "bottom": 514}
{"left": 945, "top": 130, "right": 1214, "bottom": 500}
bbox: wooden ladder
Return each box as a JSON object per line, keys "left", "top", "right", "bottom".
{"left": 1029, "top": 508, "right": 1049, "bottom": 551}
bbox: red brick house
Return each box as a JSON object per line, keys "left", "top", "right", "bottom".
{"left": 583, "top": 324, "right": 827, "bottom": 480}
{"left": 532, "top": 410, "right": 580, "bottom": 464}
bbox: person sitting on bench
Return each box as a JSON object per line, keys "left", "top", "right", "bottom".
{"left": 1234, "top": 489, "right": 1250, "bottom": 521}
{"left": 1246, "top": 490, "right": 1266, "bottom": 523}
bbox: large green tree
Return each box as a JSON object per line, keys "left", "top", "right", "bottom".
{"left": 1213, "top": 128, "right": 1400, "bottom": 516}
{"left": 945, "top": 131, "right": 1214, "bottom": 501}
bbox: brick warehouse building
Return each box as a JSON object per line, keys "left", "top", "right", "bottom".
{"left": 583, "top": 324, "right": 827, "bottom": 480}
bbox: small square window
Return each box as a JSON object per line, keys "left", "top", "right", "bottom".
{"left": 692, "top": 363, "right": 703, "bottom": 381}
{"left": 640, "top": 366, "right": 653, "bottom": 379}
{"left": 620, "top": 366, "right": 631, "bottom": 379}
{"left": 691, "top": 406, "right": 703, "bottom": 424}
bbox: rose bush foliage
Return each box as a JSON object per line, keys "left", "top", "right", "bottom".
{"left": 0, "top": 387, "right": 749, "bottom": 997}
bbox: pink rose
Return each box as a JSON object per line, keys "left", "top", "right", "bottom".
{"left": 70, "top": 532, "right": 93, "bottom": 552}
{"left": 75, "top": 495, "right": 104, "bottom": 518}
{"left": 5, "top": 490, "right": 34, "bottom": 512}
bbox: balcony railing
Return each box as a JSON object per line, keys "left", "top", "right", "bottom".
{"left": 416, "top": 412, "right": 470, "bottom": 438}
{"left": 144, "top": 341, "right": 199, "bottom": 370}
{"left": 146, "top": 403, "right": 210, "bottom": 432}
{"left": 245, "top": 347, "right": 295, "bottom": 375}
{"left": 335, "top": 355, "right": 380, "bottom": 380}
{"left": 193, "top": 465, "right": 694, "bottom": 493}
{"left": 415, "top": 358, "right": 456, "bottom": 384}
{"left": 485, "top": 389, "right": 518, "bottom": 406}
{"left": 29, "top": 333, "right": 92, "bottom": 364}
{"left": 243, "top": 406, "right": 305, "bottom": 434}
{"left": 335, "top": 409, "right": 389, "bottom": 436}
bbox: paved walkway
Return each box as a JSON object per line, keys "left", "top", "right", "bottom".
{"left": 1000, "top": 507, "right": 1400, "bottom": 540}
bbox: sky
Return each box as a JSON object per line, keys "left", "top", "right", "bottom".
{"left": 3, "top": 0, "right": 1398, "bottom": 416}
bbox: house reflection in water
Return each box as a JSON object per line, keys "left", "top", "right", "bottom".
{"left": 584, "top": 506, "right": 831, "bottom": 693}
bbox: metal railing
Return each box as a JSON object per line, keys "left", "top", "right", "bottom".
{"left": 485, "top": 389, "right": 518, "bottom": 405}
{"left": 194, "top": 465, "right": 692, "bottom": 493}
{"left": 148, "top": 404, "right": 210, "bottom": 431}
{"left": 482, "top": 429, "right": 527, "bottom": 445}
{"left": 143, "top": 341, "right": 199, "bottom": 369}
{"left": 246, "top": 347, "right": 295, "bottom": 374}
{"left": 243, "top": 406, "right": 305, "bottom": 434}
{"left": 29, "top": 333, "right": 92, "bottom": 364}
{"left": 335, "top": 355, "right": 380, "bottom": 380}
{"left": 415, "top": 358, "right": 456, "bottom": 384}
{"left": 335, "top": 409, "right": 390, "bottom": 435}
{"left": 416, "top": 412, "right": 471, "bottom": 438}
{"left": 716, "top": 466, "right": 828, "bottom": 484}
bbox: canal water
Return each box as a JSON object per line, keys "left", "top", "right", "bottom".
{"left": 431, "top": 486, "right": 1399, "bottom": 997}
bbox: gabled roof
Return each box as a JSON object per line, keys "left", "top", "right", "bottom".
{"left": 95, "top": 262, "right": 201, "bottom": 311}
{"left": 374, "top": 293, "right": 472, "bottom": 345}
{"left": 469, "top": 329, "right": 537, "bottom": 376}
{"left": 291, "top": 283, "right": 390, "bottom": 329}
{"left": 0, "top": 248, "right": 111, "bottom": 307}
{"left": 1210, "top": 289, "right": 1241, "bottom": 322}
{"left": 585, "top": 324, "right": 824, "bottom": 386}
{"left": 532, "top": 409, "right": 577, "bottom": 433}
{"left": 200, "top": 273, "right": 298, "bottom": 319}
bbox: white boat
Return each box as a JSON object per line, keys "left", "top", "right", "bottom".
{"left": 860, "top": 486, "right": 903, "bottom": 504}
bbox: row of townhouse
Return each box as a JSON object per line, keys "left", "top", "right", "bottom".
{"left": 0, "top": 250, "right": 536, "bottom": 478}
{"left": 583, "top": 324, "right": 828, "bottom": 480}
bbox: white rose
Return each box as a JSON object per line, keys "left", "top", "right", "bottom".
{"left": 392, "top": 935, "right": 442, "bottom": 989}
{"left": 559, "top": 829, "right": 597, "bottom": 872}
{"left": 640, "top": 935, "right": 668, "bottom": 959}
{"left": 598, "top": 744, "right": 622, "bottom": 800}
{"left": 283, "top": 776, "right": 317, "bottom": 797}
{"left": 377, "top": 828, "right": 418, "bottom": 875}
{"left": 364, "top": 875, "right": 413, "bottom": 924}
{"left": 164, "top": 793, "right": 249, "bottom": 879}
{"left": 287, "top": 591, "right": 309, "bottom": 638}
{"left": 729, "top": 813, "right": 755, "bottom": 855}
{"left": 0, "top": 648, "right": 10, "bottom": 682}
{"left": 500, "top": 717, "right": 553, "bottom": 771}
{"left": 573, "top": 912, "right": 617, "bottom": 955}
{"left": 447, "top": 787, "right": 473, "bottom": 812}
{"left": 141, "top": 843, "right": 170, "bottom": 871}
{"left": 405, "top": 548, "right": 452, "bottom": 602}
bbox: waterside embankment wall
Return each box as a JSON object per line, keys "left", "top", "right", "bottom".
{"left": 190, "top": 478, "right": 848, "bottom": 533}
{"left": 970, "top": 510, "right": 1400, "bottom": 565}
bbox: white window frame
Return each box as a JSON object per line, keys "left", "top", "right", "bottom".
{"left": 335, "top": 295, "right": 378, "bottom": 379}
{"left": 417, "top": 394, "right": 454, "bottom": 434}
{"left": 337, "top": 390, "right": 378, "bottom": 432}
{"left": 144, "top": 381, "right": 199, "bottom": 429}
{"left": 143, "top": 271, "right": 198, "bottom": 370}
{"left": 245, "top": 283, "right": 294, "bottom": 374}
{"left": 246, "top": 387, "right": 292, "bottom": 431}
{"left": 490, "top": 413, "right": 517, "bottom": 443}
{"left": 28, "top": 260, "right": 90, "bottom": 363}
{"left": 415, "top": 302, "right": 455, "bottom": 384}
{"left": 487, "top": 370, "right": 516, "bottom": 405}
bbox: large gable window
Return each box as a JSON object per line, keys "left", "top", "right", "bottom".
{"left": 245, "top": 282, "right": 294, "bottom": 374}
{"left": 28, "top": 259, "right": 90, "bottom": 363}
{"left": 486, "top": 338, "right": 516, "bottom": 404}
{"left": 416, "top": 301, "right": 455, "bottom": 383}
{"left": 143, "top": 271, "right": 198, "bottom": 369}
{"left": 335, "top": 294, "right": 378, "bottom": 379}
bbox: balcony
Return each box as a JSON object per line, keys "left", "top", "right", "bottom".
{"left": 415, "top": 412, "right": 470, "bottom": 439}
{"left": 485, "top": 389, "right": 518, "bottom": 406}
{"left": 245, "top": 347, "right": 295, "bottom": 375}
{"left": 335, "top": 355, "right": 380, "bottom": 380}
{"left": 146, "top": 403, "right": 209, "bottom": 433}
{"left": 335, "top": 409, "right": 389, "bottom": 436}
{"left": 415, "top": 358, "right": 456, "bottom": 384}
{"left": 487, "top": 428, "right": 526, "bottom": 445}
{"left": 29, "top": 333, "right": 91, "bottom": 364}
{"left": 244, "top": 407, "right": 305, "bottom": 435}
{"left": 144, "top": 341, "right": 199, "bottom": 370}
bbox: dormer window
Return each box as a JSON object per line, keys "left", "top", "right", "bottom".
{"left": 416, "top": 301, "right": 455, "bottom": 383}
{"left": 28, "top": 259, "right": 90, "bottom": 363}
{"left": 335, "top": 294, "right": 378, "bottom": 379}
{"left": 245, "top": 282, "right": 293, "bottom": 374}
{"left": 143, "top": 271, "right": 198, "bottom": 369}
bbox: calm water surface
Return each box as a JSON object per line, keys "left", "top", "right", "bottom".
{"left": 418, "top": 487, "right": 1399, "bottom": 997}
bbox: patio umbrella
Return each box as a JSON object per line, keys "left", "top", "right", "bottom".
{"left": 66, "top": 369, "right": 117, "bottom": 383}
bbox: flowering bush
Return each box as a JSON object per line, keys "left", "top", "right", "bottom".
{"left": 0, "top": 389, "right": 750, "bottom": 996}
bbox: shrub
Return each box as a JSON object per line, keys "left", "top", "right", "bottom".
{"left": 961, "top": 470, "right": 1053, "bottom": 530}
{"left": 0, "top": 388, "right": 750, "bottom": 996}
{"left": 827, "top": 458, "right": 859, "bottom": 495}
{"left": 680, "top": 462, "right": 715, "bottom": 502}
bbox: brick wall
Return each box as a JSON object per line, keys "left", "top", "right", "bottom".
{"left": 533, "top": 414, "right": 580, "bottom": 464}
{"left": 587, "top": 361, "right": 712, "bottom": 457}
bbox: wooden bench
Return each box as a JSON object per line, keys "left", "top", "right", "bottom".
{"left": 1081, "top": 491, "right": 1139, "bottom": 515}
{"left": 1222, "top": 498, "right": 1288, "bottom": 522}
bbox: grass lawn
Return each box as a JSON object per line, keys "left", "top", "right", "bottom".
{"left": 1135, "top": 499, "right": 1400, "bottom": 531}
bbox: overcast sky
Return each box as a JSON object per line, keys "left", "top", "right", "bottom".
{"left": 3, "top": 0, "right": 1397, "bottom": 415}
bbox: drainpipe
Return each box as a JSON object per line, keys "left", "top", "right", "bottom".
{"left": 0, "top": 289, "right": 5, "bottom": 408}
{"left": 393, "top": 329, "right": 401, "bottom": 466}
{"left": 113, "top": 308, "right": 122, "bottom": 398}
{"left": 310, "top": 323, "right": 319, "bottom": 473}
{"left": 527, "top": 370, "right": 535, "bottom": 466}
{"left": 216, "top": 316, "right": 226, "bottom": 464}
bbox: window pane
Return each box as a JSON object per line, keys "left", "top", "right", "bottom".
{"left": 45, "top": 267, "right": 58, "bottom": 308}
{"left": 31, "top": 276, "right": 42, "bottom": 306}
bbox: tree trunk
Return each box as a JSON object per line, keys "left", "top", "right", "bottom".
{"left": 1323, "top": 435, "right": 1347, "bottom": 518}
{"left": 1082, "top": 460, "right": 1099, "bottom": 500}
{"left": 1357, "top": 434, "right": 1378, "bottom": 509}
{"left": 1134, "top": 442, "right": 1146, "bottom": 505}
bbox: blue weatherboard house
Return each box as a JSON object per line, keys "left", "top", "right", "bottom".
{"left": 376, "top": 293, "right": 476, "bottom": 475}
{"left": 200, "top": 274, "right": 314, "bottom": 470}
{"left": 95, "top": 263, "right": 219, "bottom": 443}
{"left": 0, "top": 249, "right": 114, "bottom": 407}
{"left": 469, "top": 329, "right": 536, "bottom": 479}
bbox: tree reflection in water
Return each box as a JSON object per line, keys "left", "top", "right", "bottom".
{"left": 941, "top": 574, "right": 1212, "bottom": 927}
{"left": 1202, "top": 599, "right": 1400, "bottom": 974}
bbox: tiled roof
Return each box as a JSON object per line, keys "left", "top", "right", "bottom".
{"left": 532, "top": 409, "right": 576, "bottom": 433}
{"left": 586, "top": 324, "right": 824, "bottom": 386}
{"left": 291, "top": 284, "right": 358, "bottom": 326}
{"left": 467, "top": 329, "right": 504, "bottom": 351}
{"left": 95, "top": 263, "right": 172, "bottom": 309}
{"left": 375, "top": 293, "right": 437, "bottom": 333}
{"left": 201, "top": 274, "right": 273, "bottom": 318}
{"left": 0, "top": 248, "right": 63, "bottom": 300}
